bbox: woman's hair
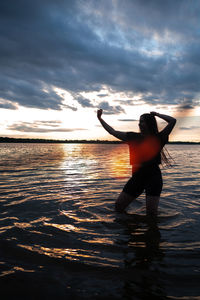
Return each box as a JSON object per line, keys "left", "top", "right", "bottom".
{"left": 140, "top": 113, "right": 172, "bottom": 166}
{"left": 140, "top": 113, "right": 158, "bottom": 135}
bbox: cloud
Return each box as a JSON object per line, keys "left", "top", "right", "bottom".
{"left": 179, "top": 126, "right": 200, "bottom": 131}
{"left": 32, "top": 120, "right": 62, "bottom": 127}
{"left": 112, "top": 0, "right": 200, "bottom": 38}
{"left": 176, "top": 103, "right": 195, "bottom": 111}
{"left": 98, "top": 101, "right": 125, "bottom": 114}
{"left": 7, "top": 121, "right": 86, "bottom": 133}
{"left": 0, "top": 77, "right": 66, "bottom": 110}
{"left": 0, "top": 0, "right": 200, "bottom": 112}
{"left": 97, "top": 93, "right": 109, "bottom": 97}
{"left": 75, "top": 95, "right": 95, "bottom": 108}
{"left": 118, "top": 119, "right": 137, "bottom": 122}
{"left": 0, "top": 99, "right": 18, "bottom": 110}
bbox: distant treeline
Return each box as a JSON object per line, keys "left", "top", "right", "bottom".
{"left": 0, "top": 137, "right": 199, "bottom": 144}
{"left": 0, "top": 137, "right": 121, "bottom": 144}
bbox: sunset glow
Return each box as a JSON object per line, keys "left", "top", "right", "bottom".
{"left": 0, "top": 1, "right": 199, "bottom": 142}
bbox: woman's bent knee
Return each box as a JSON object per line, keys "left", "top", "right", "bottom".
{"left": 115, "top": 192, "right": 134, "bottom": 213}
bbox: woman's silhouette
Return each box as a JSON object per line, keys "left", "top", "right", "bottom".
{"left": 97, "top": 109, "right": 176, "bottom": 216}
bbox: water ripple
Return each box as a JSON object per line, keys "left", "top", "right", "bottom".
{"left": 1, "top": 143, "right": 200, "bottom": 298}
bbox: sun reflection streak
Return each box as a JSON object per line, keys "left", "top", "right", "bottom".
{"left": 61, "top": 143, "right": 131, "bottom": 181}
{"left": 18, "top": 243, "right": 100, "bottom": 261}
{"left": 44, "top": 222, "right": 80, "bottom": 233}
{"left": 59, "top": 209, "right": 100, "bottom": 223}
{"left": 17, "top": 243, "right": 121, "bottom": 268}
{"left": 0, "top": 266, "right": 35, "bottom": 277}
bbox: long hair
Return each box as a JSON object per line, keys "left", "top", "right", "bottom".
{"left": 140, "top": 113, "right": 159, "bottom": 135}
{"left": 140, "top": 113, "right": 172, "bottom": 166}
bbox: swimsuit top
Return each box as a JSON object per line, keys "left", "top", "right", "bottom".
{"left": 124, "top": 130, "right": 169, "bottom": 170}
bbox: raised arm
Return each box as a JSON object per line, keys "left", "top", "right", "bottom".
{"left": 97, "top": 109, "right": 127, "bottom": 141}
{"left": 150, "top": 111, "right": 176, "bottom": 135}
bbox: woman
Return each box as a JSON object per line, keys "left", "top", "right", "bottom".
{"left": 97, "top": 109, "right": 176, "bottom": 216}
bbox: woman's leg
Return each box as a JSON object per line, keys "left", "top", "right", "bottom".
{"left": 116, "top": 172, "right": 144, "bottom": 213}
{"left": 146, "top": 195, "right": 160, "bottom": 217}
{"left": 145, "top": 166, "right": 162, "bottom": 217}
{"left": 115, "top": 191, "right": 135, "bottom": 213}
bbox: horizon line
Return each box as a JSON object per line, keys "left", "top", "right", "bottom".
{"left": 0, "top": 137, "right": 199, "bottom": 144}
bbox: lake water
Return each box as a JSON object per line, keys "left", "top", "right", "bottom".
{"left": 0, "top": 143, "right": 200, "bottom": 299}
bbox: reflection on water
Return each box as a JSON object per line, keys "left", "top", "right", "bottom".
{"left": 60, "top": 143, "right": 130, "bottom": 180}
{"left": 0, "top": 143, "right": 200, "bottom": 299}
{"left": 114, "top": 214, "right": 166, "bottom": 299}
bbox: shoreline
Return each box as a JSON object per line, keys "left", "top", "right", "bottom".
{"left": 0, "top": 137, "right": 199, "bottom": 145}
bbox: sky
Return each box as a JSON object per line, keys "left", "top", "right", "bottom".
{"left": 0, "top": 0, "right": 200, "bottom": 142}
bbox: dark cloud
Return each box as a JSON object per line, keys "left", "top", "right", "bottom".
{"left": 0, "top": 100, "right": 18, "bottom": 110}
{"left": 174, "top": 99, "right": 197, "bottom": 113}
{"left": 97, "top": 93, "right": 109, "bottom": 97}
{"left": 113, "top": 0, "right": 200, "bottom": 38}
{"left": 179, "top": 126, "right": 200, "bottom": 131}
{"left": 33, "top": 120, "right": 62, "bottom": 127}
{"left": 98, "top": 101, "right": 125, "bottom": 115}
{"left": 177, "top": 103, "right": 194, "bottom": 111}
{"left": 76, "top": 95, "right": 95, "bottom": 108}
{"left": 62, "top": 104, "right": 77, "bottom": 111}
{"left": 0, "top": 79, "right": 66, "bottom": 110}
{"left": 118, "top": 119, "right": 137, "bottom": 122}
{"left": 115, "top": 99, "right": 140, "bottom": 106}
{"left": 7, "top": 121, "right": 86, "bottom": 133}
{"left": 0, "top": 0, "right": 200, "bottom": 111}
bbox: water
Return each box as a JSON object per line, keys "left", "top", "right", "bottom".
{"left": 0, "top": 143, "right": 200, "bottom": 299}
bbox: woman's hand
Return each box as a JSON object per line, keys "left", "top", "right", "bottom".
{"left": 97, "top": 109, "right": 103, "bottom": 119}
{"left": 150, "top": 111, "right": 158, "bottom": 117}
